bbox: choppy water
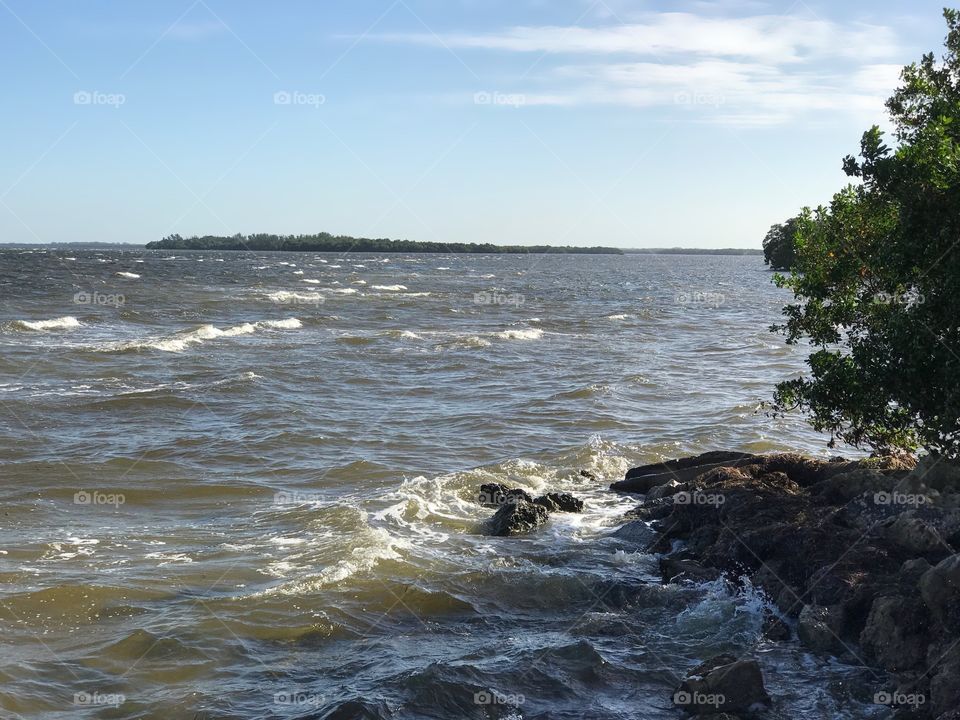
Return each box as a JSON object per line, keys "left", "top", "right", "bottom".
{"left": 0, "top": 249, "right": 886, "bottom": 719}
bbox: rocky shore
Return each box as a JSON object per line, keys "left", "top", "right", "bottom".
{"left": 477, "top": 450, "right": 960, "bottom": 718}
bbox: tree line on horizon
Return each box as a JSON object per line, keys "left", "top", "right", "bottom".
{"left": 145, "top": 233, "right": 625, "bottom": 255}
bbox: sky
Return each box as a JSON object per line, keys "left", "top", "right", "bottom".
{"left": 0, "top": 0, "right": 952, "bottom": 248}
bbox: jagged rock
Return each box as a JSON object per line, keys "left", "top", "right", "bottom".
{"left": 910, "top": 455, "right": 960, "bottom": 493}
{"left": 860, "top": 595, "right": 930, "bottom": 671}
{"left": 930, "top": 657, "right": 960, "bottom": 718}
{"left": 532, "top": 492, "right": 583, "bottom": 513}
{"left": 902, "top": 557, "right": 933, "bottom": 582}
{"left": 485, "top": 501, "right": 548, "bottom": 536}
{"left": 921, "top": 554, "right": 960, "bottom": 632}
{"left": 612, "top": 451, "right": 759, "bottom": 493}
{"left": 811, "top": 468, "right": 897, "bottom": 504}
{"left": 761, "top": 611, "right": 791, "bottom": 642}
{"left": 659, "top": 557, "right": 721, "bottom": 584}
{"left": 578, "top": 469, "right": 598, "bottom": 481}
{"left": 647, "top": 479, "right": 686, "bottom": 500}
{"left": 880, "top": 515, "right": 951, "bottom": 555}
{"left": 673, "top": 655, "right": 770, "bottom": 715}
{"left": 624, "top": 497, "right": 674, "bottom": 522}
{"left": 797, "top": 604, "right": 845, "bottom": 655}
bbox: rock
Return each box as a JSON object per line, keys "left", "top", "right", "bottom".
{"left": 761, "top": 612, "right": 791, "bottom": 642}
{"left": 674, "top": 655, "right": 770, "bottom": 715}
{"left": 623, "top": 497, "right": 674, "bottom": 523}
{"left": 485, "top": 501, "right": 548, "bottom": 536}
{"left": 647, "top": 479, "right": 686, "bottom": 500}
{"left": 797, "top": 604, "right": 845, "bottom": 655}
{"left": 930, "top": 657, "right": 960, "bottom": 718}
{"left": 921, "top": 554, "right": 960, "bottom": 632}
{"left": 613, "top": 451, "right": 758, "bottom": 493}
{"left": 608, "top": 520, "right": 657, "bottom": 546}
{"left": 902, "top": 558, "right": 933, "bottom": 581}
{"left": 859, "top": 595, "right": 930, "bottom": 671}
{"left": 532, "top": 492, "right": 584, "bottom": 513}
{"left": 913, "top": 455, "right": 960, "bottom": 493}
{"left": 811, "top": 468, "right": 897, "bottom": 504}
{"left": 880, "top": 515, "right": 951, "bottom": 555}
{"left": 578, "top": 469, "right": 598, "bottom": 481}
{"left": 659, "top": 557, "right": 721, "bottom": 584}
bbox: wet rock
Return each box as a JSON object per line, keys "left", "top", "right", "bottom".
{"left": 797, "top": 604, "right": 845, "bottom": 655}
{"left": 659, "top": 557, "right": 721, "bottom": 584}
{"left": 920, "top": 554, "right": 960, "bottom": 632}
{"left": 624, "top": 497, "right": 674, "bottom": 523}
{"left": 674, "top": 654, "right": 770, "bottom": 715}
{"left": 761, "top": 611, "right": 791, "bottom": 642}
{"left": 931, "top": 657, "right": 960, "bottom": 718}
{"left": 647, "top": 479, "right": 686, "bottom": 500}
{"left": 609, "top": 520, "right": 656, "bottom": 546}
{"left": 579, "top": 469, "right": 598, "bottom": 481}
{"left": 532, "top": 492, "right": 584, "bottom": 513}
{"left": 860, "top": 595, "right": 930, "bottom": 671}
{"left": 485, "top": 500, "right": 548, "bottom": 536}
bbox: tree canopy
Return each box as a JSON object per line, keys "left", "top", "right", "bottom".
{"left": 771, "top": 9, "right": 960, "bottom": 457}
{"left": 762, "top": 216, "right": 800, "bottom": 270}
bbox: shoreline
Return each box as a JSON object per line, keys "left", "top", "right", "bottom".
{"left": 611, "top": 450, "right": 960, "bottom": 719}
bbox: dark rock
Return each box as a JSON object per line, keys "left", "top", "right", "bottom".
{"left": 797, "top": 604, "right": 845, "bottom": 655}
{"left": 860, "top": 595, "right": 930, "bottom": 671}
{"left": 532, "top": 492, "right": 584, "bottom": 513}
{"left": 811, "top": 468, "right": 897, "bottom": 504}
{"left": 624, "top": 497, "right": 675, "bottom": 523}
{"left": 674, "top": 654, "right": 770, "bottom": 715}
{"left": 485, "top": 500, "right": 548, "bottom": 536}
{"left": 579, "top": 469, "right": 598, "bottom": 481}
{"left": 921, "top": 554, "right": 960, "bottom": 632}
{"left": 613, "top": 451, "right": 759, "bottom": 493}
{"left": 880, "top": 515, "right": 951, "bottom": 555}
{"left": 647, "top": 479, "right": 687, "bottom": 500}
{"left": 608, "top": 520, "right": 656, "bottom": 546}
{"left": 659, "top": 557, "right": 722, "bottom": 584}
{"left": 761, "top": 611, "right": 791, "bottom": 642}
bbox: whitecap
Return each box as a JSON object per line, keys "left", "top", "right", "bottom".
{"left": 115, "top": 271, "right": 140, "bottom": 279}
{"left": 13, "top": 316, "right": 82, "bottom": 331}
{"left": 494, "top": 328, "right": 543, "bottom": 341}
{"left": 372, "top": 284, "right": 407, "bottom": 291}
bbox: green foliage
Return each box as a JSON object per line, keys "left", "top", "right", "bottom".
{"left": 772, "top": 9, "right": 960, "bottom": 457}
{"left": 145, "top": 233, "right": 624, "bottom": 255}
{"left": 762, "top": 216, "right": 801, "bottom": 270}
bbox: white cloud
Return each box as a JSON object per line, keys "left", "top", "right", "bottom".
{"left": 374, "top": 11, "right": 906, "bottom": 125}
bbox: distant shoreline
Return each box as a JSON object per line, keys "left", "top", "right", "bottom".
{"left": 1, "top": 241, "right": 762, "bottom": 256}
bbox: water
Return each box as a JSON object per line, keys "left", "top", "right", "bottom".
{"left": 0, "top": 250, "right": 885, "bottom": 719}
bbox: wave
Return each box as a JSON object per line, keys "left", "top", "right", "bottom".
{"left": 494, "top": 327, "right": 543, "bottom": 341}
{"left": 606, "top": 313, "right": 629, "bottom": 320}
{"left": 372, "top": 284, "right": 407, "bottom": 291}
{"left": 13, "top": 316, "right": 82, "bottom": 331}
{"left": 97, "top": 318, "right": 302, "bottom": 353}
{"left": 301, "top": 279, "right": 321, "bottom": 284}
{"left": 264, "top": 291, "right": 324, "bottom": 304}
{"left": 115, "top": 271, "right": 141, "bottom": 279}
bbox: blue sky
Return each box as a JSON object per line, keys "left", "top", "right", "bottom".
{"left": 0, "top": 0, "right": 951, "bottom": 248}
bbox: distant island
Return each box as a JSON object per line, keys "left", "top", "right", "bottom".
{"left": 146, "top": 233, "right": 625, "bottom": 254}
{"left": 624, "top": 247, "right": 762, "bottom": 256}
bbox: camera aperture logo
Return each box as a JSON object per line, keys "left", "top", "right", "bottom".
{"left": 874, "top": 690, "right": 925, "bottom": 708}
{"left": 674, "top": 490, "right": 725, "bottom": 507}
{"left": 74, "top": 490, "right": 125, "bottom": 508}
{"left": 474, "top": 690, "right": 524, "bottom": 706}
{"left": 473, "top": 91, "right": 526, "bottom": 107}
{"left": 673, "top": 690, "right": 726, "bottom": 708}
{"left": 274, "top": 690, "right": 323, "bottom": 707}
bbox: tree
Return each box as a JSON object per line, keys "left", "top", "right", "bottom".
{"left": 771, "top": 9, "right": 960, "bottom": 458}
{"left": 762, "top": 216, "right": 801, "bottom": 270}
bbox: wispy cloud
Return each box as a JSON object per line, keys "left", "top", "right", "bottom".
{"left": 373, "top": 11, "right": 906, "bottom": 126}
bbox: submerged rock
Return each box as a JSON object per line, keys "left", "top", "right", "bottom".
{"left": 659, "top": 557, "right": 721, "bottom": 584}
{"left": 532, "top": 492, "right": 584, "bottom": 513}
{"left": 485, "top": 500, "right": 548, "bottom": 536}
{"left": 674, "top": 654, "right": 770, "bottom": 715}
